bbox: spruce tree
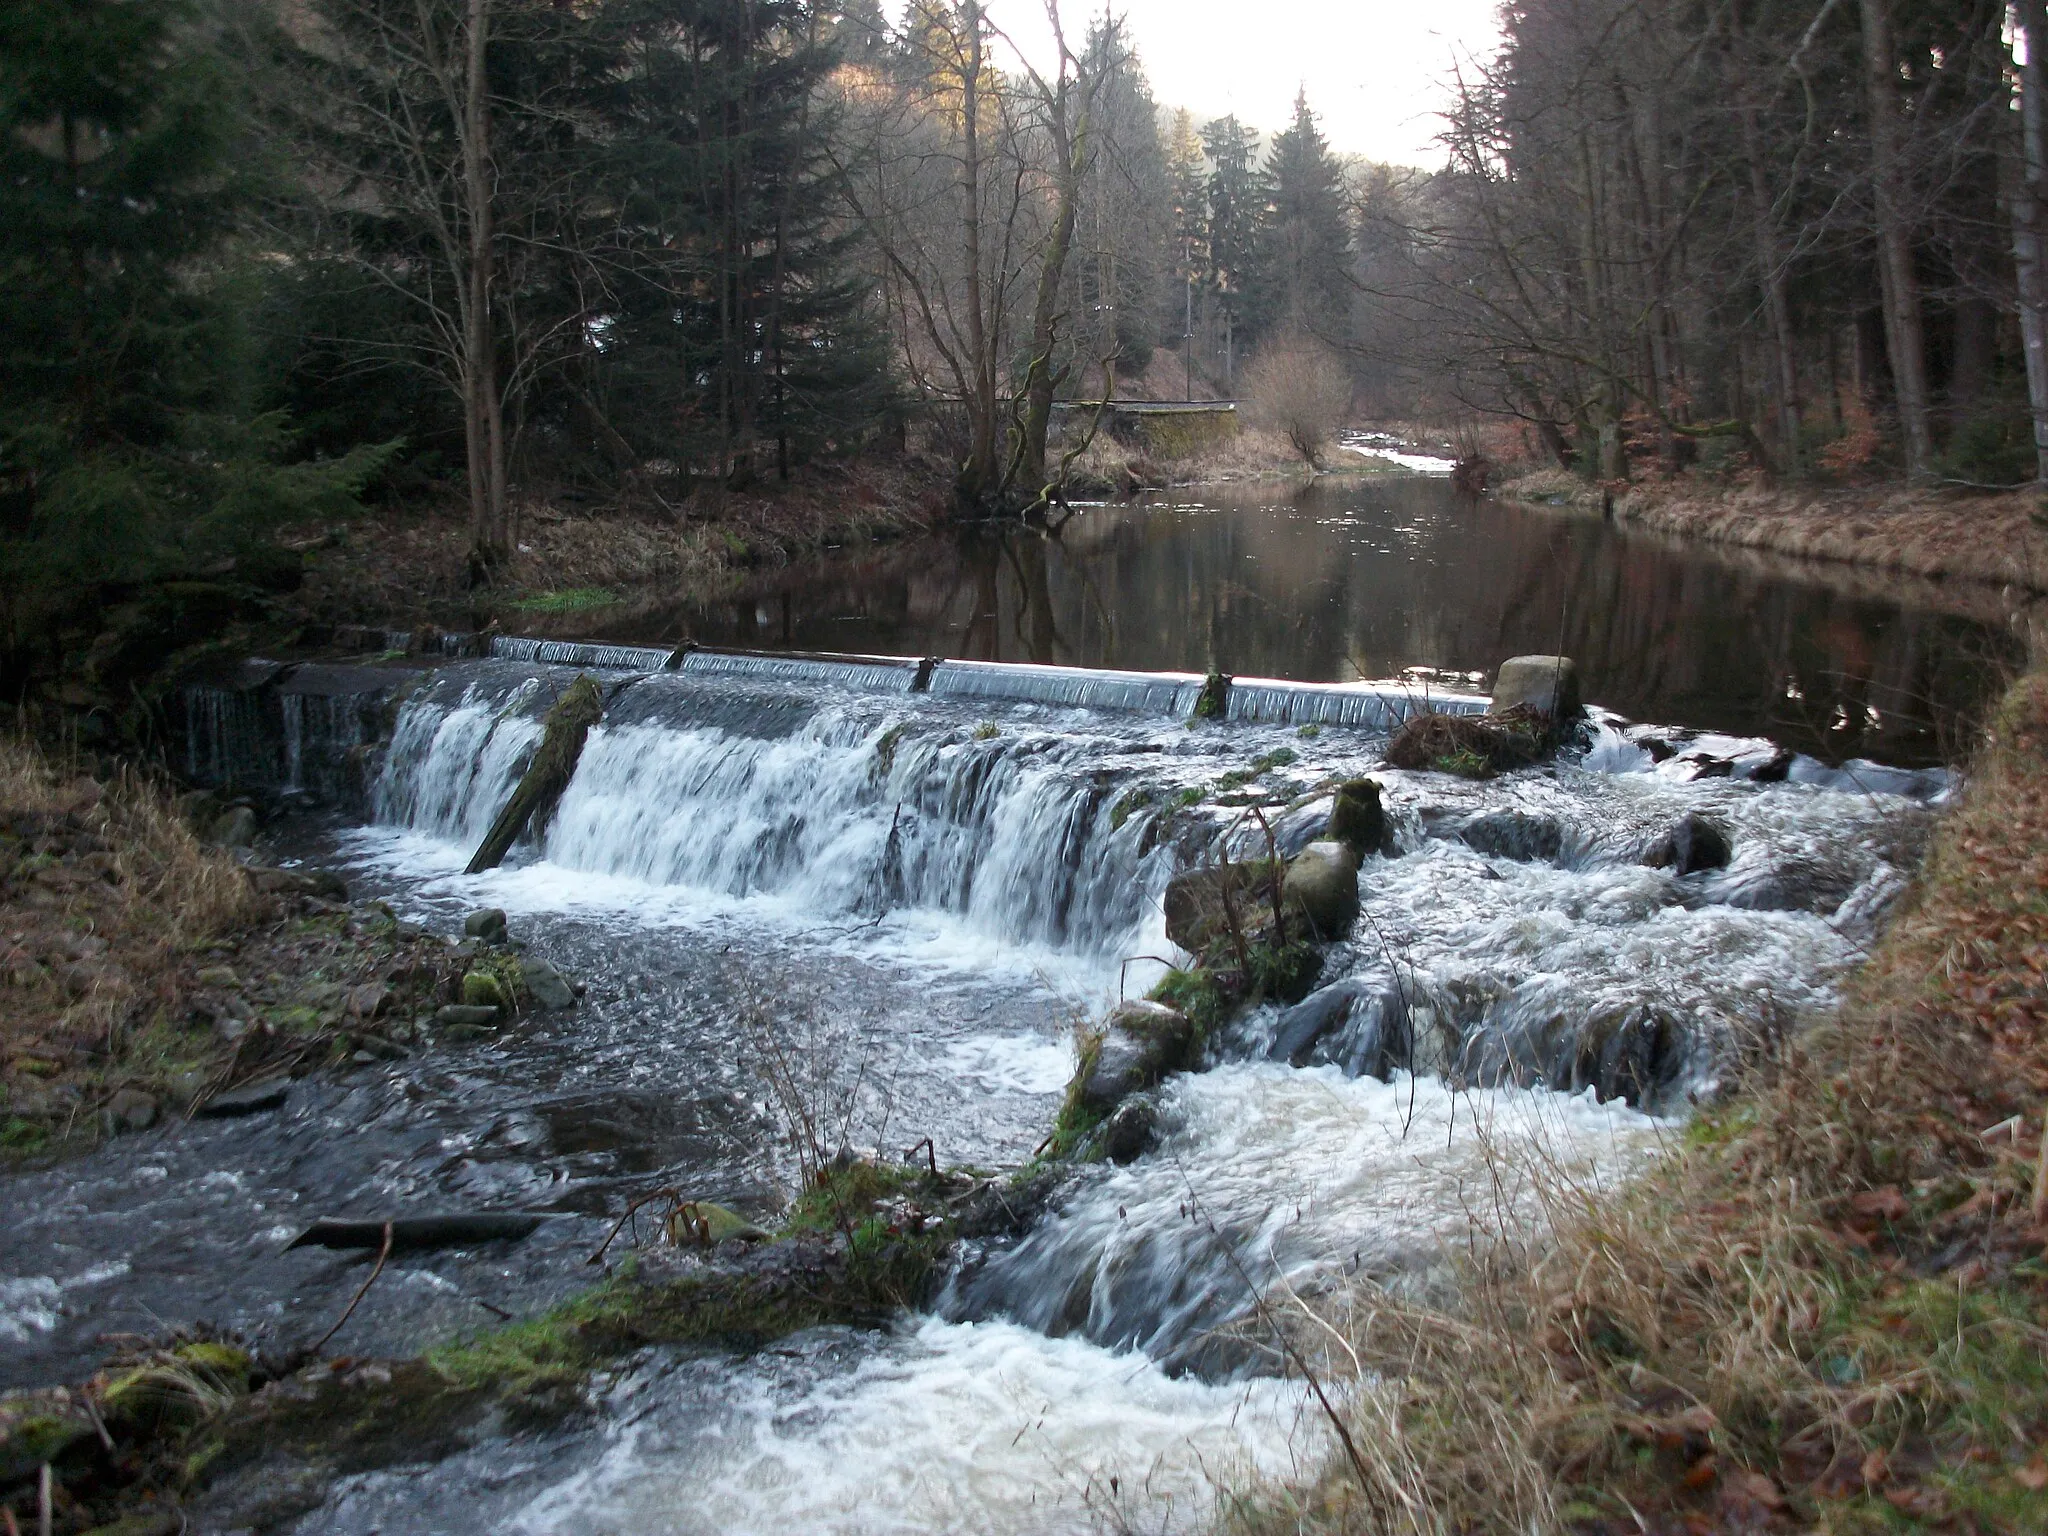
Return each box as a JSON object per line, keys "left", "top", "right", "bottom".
{"left": 593, "top": 0, "right": 893, "bottom": 487}
{"left": 1201, "top": 114, "right": 1263, "bottom": 387}
{"left": 0, "top": 0, "right": 385, "bottom": 634}
{"left": 1249, "top": 90, "right": 1352, "bottom": 341}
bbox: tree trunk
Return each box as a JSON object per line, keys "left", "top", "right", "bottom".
{"left": 956, "top": 5, "right": 998, "bottom": 503}
{"left": 1736, "top": 88, "right": 1801, "bottom": 473}
{"left": 2013, "top": 0, "right": 2048, "bottom": 483}
{"left": 462, "top": 0, "right": 510, "bottom": 576}
{"left": 1015, "top": 109, "right": 1084, "bottom": 502}
{"left": 1858, "top": 0, "right": 1934, "bottom": 477}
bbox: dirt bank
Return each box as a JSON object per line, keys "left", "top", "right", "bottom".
{"left": 1504, "top": 470, "right": 2048, "bottom": 594}
{"left": 1253, "top": 667, "right": 2048, "bottom": 1534}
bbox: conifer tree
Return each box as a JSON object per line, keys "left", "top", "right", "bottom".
{"left": 1249, "top": 89, "right": 1351, "bottom": 341}
{"left": 0, "top": 0, "right": 385, "bottom": 634}
{"left": 595, "top": 0, "right": 892, "bottom": 488}
{"left": 1200, "top": 114, "right": 1262, "bottom": 389}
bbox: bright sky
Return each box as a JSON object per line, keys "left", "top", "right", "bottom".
{"left": 953, "top": 0, "right": 1505, "bottom": 167}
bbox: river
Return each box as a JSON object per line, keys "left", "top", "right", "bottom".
{"left": 0, "top": 467, "right": 2015, "bottom": 1533}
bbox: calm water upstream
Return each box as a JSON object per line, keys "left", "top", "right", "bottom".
{"left": 599, "top": 475, "right": 2025, "bottom": 767}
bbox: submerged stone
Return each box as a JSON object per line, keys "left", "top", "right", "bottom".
{"left": 1099, "top": 1098, "right": 1158, "bottom": 1163}
{"left": 197, "top": 1078, "right": 290, "bottom": 1118}
{"left": 1642, "top": 812, "right": 1732, "bottom": 875}
{"left": 1458, "top": 810, "right": 1565, "bottom": 863}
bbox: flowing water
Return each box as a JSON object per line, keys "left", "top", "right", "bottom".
{"left": 0, "top": 471, "right": 2009, "bottom": 1534}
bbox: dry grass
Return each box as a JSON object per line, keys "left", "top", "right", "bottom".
{"left": 0, "top": 739, "right": 273, "bottom": 1149}
{"left": 1243, "top": 670, "right": 2048, "bottom": 1535}
{"left": 1500, "top": 472, "right": 2048, "bottom": 594}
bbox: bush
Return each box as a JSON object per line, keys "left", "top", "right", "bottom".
{"left": 1244, "top": 333, "right": 1354, "bottom": 467}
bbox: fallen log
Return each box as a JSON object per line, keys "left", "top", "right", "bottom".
{"left": 285, "top": 1214, "right": 552, "bottom": 1252}
{"left": 465, "top": 674, "right": 606, "bottom": 874}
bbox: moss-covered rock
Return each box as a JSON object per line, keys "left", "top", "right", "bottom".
{"left": 460, "top": 970, "right": 508, "bottom": 1011}
{"left": 1282, "top": 841, "right": 1361, "bottom": 940}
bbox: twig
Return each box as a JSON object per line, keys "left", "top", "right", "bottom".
{"left": 312, "top": 1220, "right": 393, "bottom": 1354}
{"left": 587, "top": 1187, "right": 681, "bottom": 1266}
{"left": 38, "top": 1462, "right": 51, "bottom": 1536}
{"left": 905, "top": 1136, "right": 938, "bottom": 1175}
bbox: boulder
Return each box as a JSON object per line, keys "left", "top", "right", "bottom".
{"left": 1267, "top": 972, "right": 1408, "bottom": 1077}
{"left": 464, "top": 908, "right": 509, "bottom": 945}
{"left": 1282, "top": 841, "right": 1361, "bottom": 940}
{"left": 1642, "top": 813, "right": 1732, "bottom": 875}
{"left": 1163, "top": 862, "right": 1277, "bottom": 954}
{"left": 1458, "top": 810, "right": 1565, "bottom": 863}
{"left": 208, "top": 805, "right": 259, "bottom": 848}
{"left": 1099, "top": 1098, "right": 1158, "bottom": 1163}
{"left": 347, "top": 982, "right": 393, "bottom": 1019}
{"left": 1327, "top": 778, "right": 1395, "bottom": 859}
{"left": 1491, "top": 655, "right": 1582, "bottom": 720}
{"left": 520, "top": 958, "right": 577, "bottom": 1011}
{"left": 461, "top": 970, "right": 510, "bottom": 1011}
{"left": 103, "top": 1088, "right": 159, "bottom": 1134}
{"left": 1078, "top": 1001, "right": 1196, "bottom": 1114}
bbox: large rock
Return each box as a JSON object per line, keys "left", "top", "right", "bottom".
{"left": 1491, "top": 655, "right": 1582, "bottom": 720}
{"left": 1078, "top": 1001, "right": 1196, "bottom": 1114}
{"left": 208, "top": 805, "right": 259, "bottom": 848}
{"left": 1267, "top": 972, "right": 1408, "bottom": 1076}
{"left": 464, "top": 908, "right": 509, "bottom": 945}
{"left": 1163, "top": 862, "right": 1277, "bottom": 954}
{"left": 1641, "top": 813, "right": 1732, "bottom": 875}
{"left": 1459, "top": 810, "right": 1565, "bottom": 864}
{"left": 1327, "top": 778, "right": 1396, "bottom": 859}
{"left": 1282, "top": 841, "right": 1360, "bottom": 940}
{"left": 520, "top": 958, "right": 577, "bottom": 1011}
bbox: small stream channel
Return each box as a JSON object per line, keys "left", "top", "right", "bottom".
{"left": 0, "top": 469, "right": 2016, "bottom": 1534}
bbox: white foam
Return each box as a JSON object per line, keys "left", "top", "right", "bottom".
{"left": 0, "top": 1276, "right": 61, "bottom": 1342}
{"left": 511, "top": 1319, "right": 1322, "bottom": 1536}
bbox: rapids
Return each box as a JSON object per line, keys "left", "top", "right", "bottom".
{"left": 4, "top": 633, "right": 1955, "bottom": 1533}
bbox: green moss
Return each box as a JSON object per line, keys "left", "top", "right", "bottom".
{"left": 1190, "top": 673, "right": 1230, "bottom": 721}
{"left": 1047, "top": 1032, "right": 1105, "bottom": 1159}
{"left": 971, "top": 721, "right": 1001, "bottom": 741}
{"left": 872, "top": 724, "right": 907, "bottom": 778}
{"left": 508, "top": 588, "right": 618, "bottom": 615}
{"left": 461, "top": 970, "right": 509, "bottom": 1010}
{"left": 2, "top": 1116, "right": 47, "bottom": 1153}
{"left": 1173, "top": 785, "right": 1205, "bottom": 808}
{"left": 1109, "top": 787, "right": 1154, "bottom": 831}
{"left": 1251, "top": 747, "right": 1298, "bottom": 773}
{"left": 1149, "top": 967, "right": 1227, "bottom": 1037}
{"left": 1298, "top": 724, "right": 1322, "bottom": 739}
{"left": 1433, "top": 748, "right": 1496, "bottom": 779}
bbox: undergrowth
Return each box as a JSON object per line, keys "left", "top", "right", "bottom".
{"left": 1243, "top": 669, "right": 2048, "bottom": 1535}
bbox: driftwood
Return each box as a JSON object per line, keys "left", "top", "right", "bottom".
{"left": 466, "top": 675, "right": 606, "bottom": 873}
{"left": 286, "top": 1214, "right": 551, "bottom": 1252}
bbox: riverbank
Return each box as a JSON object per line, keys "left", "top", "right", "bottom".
{"left": 1503, "top": 469, "right": 2048, "bottom": 594}
{"left": 0, "top": 739, "right": 530, "bottom": 1163}
{"left": 1255, "top": 666, "right": 2048, "bottom": 1533}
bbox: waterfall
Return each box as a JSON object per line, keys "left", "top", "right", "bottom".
{"left": 183, "top": 686, "right": 279, "bottom": 788}
{"left": 680, "top": 649, "right": 926, "bottom": 693}
{"left": 490, "top": 636, "right": 678, "bottom": 672}
{"left": 925, "top": 660, "right": 1208, "bottom": 716}
{"left": 1226, "top": 677, "right": 1488, "bottom": 730}
{"left": 943, "top": 1065, "right": 1661, "bottom": 1371}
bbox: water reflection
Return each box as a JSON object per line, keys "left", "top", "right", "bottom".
{"left": 608, "top": 478, "right": 2027, "bottom": 766}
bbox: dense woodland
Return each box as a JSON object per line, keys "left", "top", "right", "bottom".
{"left": 4, "top": 0, "right": 2045, "bottom": 639}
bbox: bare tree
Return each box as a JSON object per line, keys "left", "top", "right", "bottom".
{"left": 1246, "top": 331, "right": 1352, "bottom": 467}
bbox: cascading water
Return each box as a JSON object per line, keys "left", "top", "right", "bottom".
{"left": 264, "top": 647, "right": 1944, "bottom": 1533}
{"left": 679, "top": 648, "right": 926, "bottom": 693}
{"left": 491, "top": 636, "right": 679, "bottom": 672}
